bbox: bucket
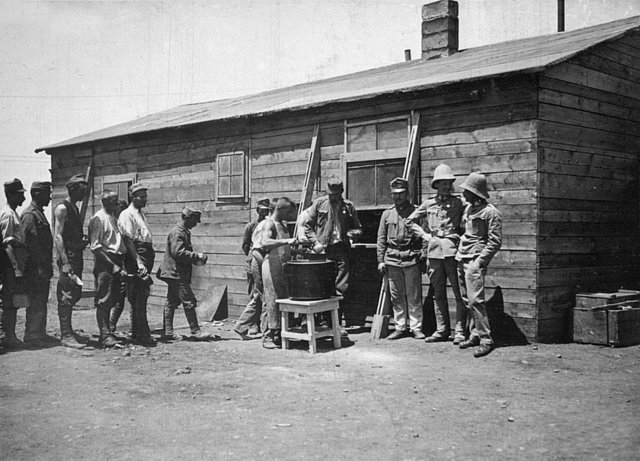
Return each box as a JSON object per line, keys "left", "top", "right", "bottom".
{"left": 283, "top": 257, "right": 337, "bottom": 301}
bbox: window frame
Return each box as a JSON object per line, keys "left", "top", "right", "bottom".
{"left": 216, "top": 150, "right": 247, "bottom": 201}
{"left": 344, "top": 115, "right": 410, "bottom": 153}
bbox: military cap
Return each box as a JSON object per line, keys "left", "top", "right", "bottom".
{"left": 65, "top": 174, "right": 88, "bottom": 189}
{"left": 256, "top": 197, "right": 271, "bottom": 210}
{"left": 128, "top": 182, "right": 147, "bottom": 197}
{"left": 327, "top": 177, "right": 344, "bottom": 194}
{"left": 182, "top": 206, "right": 202, "bottom": 223}
{"left": 390, "top": 177, "right": 408, "bottom": 193}
{"left": 30, "top": 181, "right": 52, "bottom": 192}
{"left": 4, "top": 178, "right": 26, "bottom": 194}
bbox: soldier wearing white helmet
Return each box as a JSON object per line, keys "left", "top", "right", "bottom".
{"left": 455, "top": 172, "right": 502, "bottom": 358}
{"left": 407, "top": 164, "right": 467, "bottom": 344}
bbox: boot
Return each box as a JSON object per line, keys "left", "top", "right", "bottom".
{"left": 109, "top": 303, "right": 123, "bottom": 334}
{"left": 58, "top": 306, "right": 85, "bottom": 349}
{"left": 2, "top": 309, "right": 23, "bottom": 349}
{"left": 162, "top": 306, "right": 182, "bottom": 341}
{"left": 24, "top": 307, "right": 45, "bottom": 347}
{"left": 184, "top": 308, "right": 211, "bottom": 341}
{"left": 96, "top": 307, "right": 117, "bottom": 348}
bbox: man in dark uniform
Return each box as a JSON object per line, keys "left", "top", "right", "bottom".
{"left": 53, "top": 174, "right": 89, "bottom": 349}
{"left": 1, "top": 179, "right": 28, "bottom": 350}
{"left": 302, "top": 177, "right": 362, "bottom": 331}
{"left": 158, "top": 207, "right": 212, "bottom": 341}
{"left": 377, "top": 178, "right": 425, "bottom": 340}
{"left": 21, "top": 180, "right": 56, "bottom": 348}
{"left": 239, "top": 197, "right": 270, "bottom": 336}
{"left": 118, "top": 183, "right": 156, "bottom": 346}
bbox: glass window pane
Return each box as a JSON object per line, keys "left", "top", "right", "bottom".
{"left": 347, "top": 164, "right": 375, "bottom": 206}
{"left": 230, "top": 176, "right": 244, "bottom": 196}
{"left": 218, "top": 176, "right": 230, "bottom": 197}
{"left": 231, "top": 153, "right": 244, "bottom": 175}
{"left": 218, "top": 155, "right": 230, "bottom": 176}
{"left": 376, "top": 160, "right": 405, "bottom": 206}
{"left": 377, "top": 120, "right": 408, "bottom": 150}
{"left": 347, "top": 124, "right": 376, "bottom": 152}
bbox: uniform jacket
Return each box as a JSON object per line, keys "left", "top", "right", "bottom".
{"left": 20, "top": 201, "right": 54, "bottom": 280}
{"left": 407, "top": 194, "right": 464, "bottom": 259}
{"left": 377, "top": 201, "right": 422, "bottom": 267}
{"left": 456, "top": 201, "right": 502, "bottom": 268}
{"left": 0, "top": 205, "right": 27, "bottom": 276}
{"left": 158, "top": 223, "right": 200, "bottom": 282}
{"left": 303, "top": 195, "right": 362, "bottom": 247}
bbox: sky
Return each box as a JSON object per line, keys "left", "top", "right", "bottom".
{"left": 1, "top": 0, "right": 638, "bottom": 212}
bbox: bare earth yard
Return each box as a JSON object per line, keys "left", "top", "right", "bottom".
{"left": 1, "top": 307, "right": 639, "bottom": 461}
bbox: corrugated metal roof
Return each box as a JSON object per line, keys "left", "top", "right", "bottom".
{"left": 37, "top": 15, "right": 640, "bottom": 152}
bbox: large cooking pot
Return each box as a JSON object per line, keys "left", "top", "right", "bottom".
{"left": 284, "top": 256, "right": 337, "bottom": 301}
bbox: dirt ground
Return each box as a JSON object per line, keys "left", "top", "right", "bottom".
{"left": 1, "top": 306, "right": 639, "bottom": 461}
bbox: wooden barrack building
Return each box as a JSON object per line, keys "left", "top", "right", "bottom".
{"left": 37, "top": 9, "right": 640, "bottom": 343}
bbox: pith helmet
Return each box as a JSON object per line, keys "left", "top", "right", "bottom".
{"left": 431, "top": 164, "right": 455, "bottom": 189}
{"left": 459, "top": 172, "right": 490, "bottom": 199}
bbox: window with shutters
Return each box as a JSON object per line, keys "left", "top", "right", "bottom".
{"left": 217, "top": 151, "right": 246, "bottom": 200}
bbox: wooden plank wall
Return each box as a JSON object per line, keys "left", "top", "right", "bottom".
{"left": 537, "top": 34, "right": 640, "bottom": 342}
{"left": 418, "top": 75, "right": 539, "bottom": 342}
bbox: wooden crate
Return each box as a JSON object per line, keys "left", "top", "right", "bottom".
{"left": 573, "top": 300, "right": 640, "bottom": 347}
{"left": 575, "top": 291, "right": 640, "bottom": 309}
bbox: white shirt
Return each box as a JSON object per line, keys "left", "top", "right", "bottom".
{"left": 117, "top": 203, "right": 153, "bottom": 244}
{"left": 88, "top": 208, "right": 125, "bottom": 254}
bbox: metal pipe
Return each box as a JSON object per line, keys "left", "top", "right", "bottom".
{"left": 558, "top": 0, "right": 565, "bottom": 32}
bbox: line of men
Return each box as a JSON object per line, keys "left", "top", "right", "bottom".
{"left": 234, "top": 166, "right": 501, "bottom": 357}
{"left": 0, "top": 176, "right": 211, "bottom": 352}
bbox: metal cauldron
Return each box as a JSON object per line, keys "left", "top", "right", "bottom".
{"left": 283, "top": 254, "right": 337, "bottom": 301}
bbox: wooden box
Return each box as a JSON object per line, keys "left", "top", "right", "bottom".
{"left": 573, "top": 300, "right": 640, "bottom": 347}
{"left": 575, "top": 291, "right": 640, "bottom": 309}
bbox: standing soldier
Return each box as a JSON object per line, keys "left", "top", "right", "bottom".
{"left": 21, "top": 181, "right": 56, "bottom": 348}
{"left": 260, "top": 198, "right": 296, "bottom": 349}
{"left": 108, "top": 200, "right": 130, "bottom": 337}
{"left": 234, "top": 199, "right": 275, "bottom": 340}
{"left": 302, "top": 178, "right": 362, "bottom": 332}
{"left": 88, "top": 190, "right": 127, "bottom": 348}
{"left": 456, "top": 172, "right": 502, "bottom": 358}
{"left": 118, "top": 183, "right": 156, "bottom": 347}
{"left": 239, "top": 197, "right": 270, "bottom": 336}
{"left": 54, "top": 174, "right": 89, "bottom": 349}
{"left": 377, "top": 178, "right": 425, "bottom": 340}
{"left": 158, "top": 207, "right": 212, "bottom": 341}
{"left": 1, "top": 179, "right": 28, "bottom": 349}
{"left": 407, "top": 164, "right": 467, "bottom": 344}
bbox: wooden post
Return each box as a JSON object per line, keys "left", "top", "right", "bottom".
{"left": 293, "top": 124, "right": 321, "bottom": 238}
{"left": 79, "top": 159, "right": 94, "bottom": 224}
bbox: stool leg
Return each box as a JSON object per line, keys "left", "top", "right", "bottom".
{"left": 281, "top": 311, "right": 289, "bottom": 350}
{"left": 331, "top": 308, "right": 341, "bottom": 349}
{"left": 307, "top": 313, "right": 317, "bottom": 354}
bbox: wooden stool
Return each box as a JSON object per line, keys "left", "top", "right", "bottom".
{"left": 277, "top": 297, "right": 343, "bottom": 354}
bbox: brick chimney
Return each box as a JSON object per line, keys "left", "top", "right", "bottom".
{"left": 421, "top": 0, "right": 459, "bottom": 60}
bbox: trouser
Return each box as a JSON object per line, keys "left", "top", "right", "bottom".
{"left": 24, "top": 280, "right": 50, "bottom": 341}
{"left": 326, "top": 243, "right": 350, "bottom": 324}
{"left": 57, "top": 256, "right": 83, "bottom": 338}
{"left": 261, "top": 252, "right": 288, "bottom": 338}
{"left": 428, "top": 257, "right": 467, "bottom": 338}
{"left": 164, "top": 279, "right": 201, "bottom": 334}
{"left": 109, "top": 277, "right": 128, "bottom": 333}
{"left": 1, "top": 267, "right": 18, "bottom": 342}
{"left": 235, "top": 253, "right": 265, "bottom": 335}
{"left": 125, "top": 242, "right": 155, "bottom": 339}
{"left": 126, "top": 277, "right": 152, "bottom": 338}
{"left": 458, "top": 258, "right": 492, "bottom": 345}
{"left": 94, "top": 257, "right": 123, "bottom": 339}
{"left": 246, "top": 259, "right": 254, "bottom": 295}
{"left": 387, "top": 264, "right": 423, "bottom": 332}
